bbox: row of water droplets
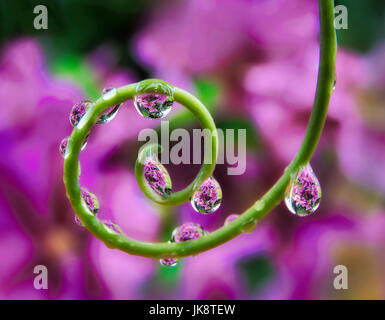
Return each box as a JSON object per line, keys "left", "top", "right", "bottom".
{"left": 60, "top": 87, "right": 128, "bottom": 233}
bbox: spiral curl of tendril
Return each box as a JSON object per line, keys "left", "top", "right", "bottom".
{"left": 63, "top": 0, "right": 337, "bottom": 258}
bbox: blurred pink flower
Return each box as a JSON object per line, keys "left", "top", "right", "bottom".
{"left": 180, "top": 224, "right": 277, "bottom": 299}
{"left": 244, "top": 45, "right": 364, "bottom": 163}
{"left": 277, "top": 212, "right": 385, "bottom": 299}
{"left": 337, "top": 43, "right": 385, "bottom": 195}
{"left": 135, "top": 0, "right": 247, "bottom": 75}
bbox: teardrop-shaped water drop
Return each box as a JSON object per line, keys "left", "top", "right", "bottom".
{"left": 191, "top": 176, "right": 222, "bottom": 214}
{"left": 332, "top": 72, "right": 337, "bottom": 91}
{"left": 170, "top": 222, "right": 207, "bottom": 243}
{"left": 96, "top": 87, "right": 121, "bottom": 124}
{"left": 241, "top": 220, "right": 257, "bottom": 234}
{"left": 102, "top": 219, "right": 123, "bottom": 234}
{"left": 59, "top": 137, "right": 69, "bottom": 158}
{"left": 159, "top": 257, "right": 178, "bottom": 267}
{"left": 74, "top": 187, "right": 99, "bottom": 226}
{"left": 70, "top": 100, "right": 91, "bottom": 126}
{"left": 143, "top": 158, "right": 172, "bottom": 197}
{"left": 59, "top": 135, "right": 88, "bottom": 158}
{"left": 224, "top": 214, "right": 239, "bottom": 225}
{"left": 284, "top": 164, "right": 321, "bottom": 216}
{"left": 74, "top": 215, "right": 83, "bottom": 226}
{"left": 81, "top": 134, "right": 89, "bottom": 151}
{"left": 80, "top": 187, "right": 99, "bottom": 215}
{"left": 134, "top": 94, "right": 173, "bottom": 119}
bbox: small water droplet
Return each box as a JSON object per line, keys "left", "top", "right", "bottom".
{"left": 81, "top": 134, "right": 89, "bottom": 151}
{"left": 134, "top": 94, "right": 173, "bottom": 119}
{"left": 74, "top": 215, "right": 83, "bottom": 226}
{"left": 284, "top": 164, "right": 321, "bottom": 216}
{"left": 170, "top": 222, "right": 207, "bottom": 243}
{"left": 70, "top": 101, "right": 91, "bottom": 126}
{"left": 224, "top": 214, "right": 239, "bottom": 225}
{"left": 102, "top": 220, "right": 123, "bottom": 234}
{"left": 143, "top": 158, "right": 172, "bottom": 197}
{"left": 102, "top": 87, "right": 117, "bottom": 100}
{"left": 159, "top": 257, "right": 178, "bottom": 267}
{"left": 60, "top": 135, "right": 88, "bottom": 158}
{"left": 332, "top": 72, "right": 337, "bottom": 91}
{"left": 254, "top": 200, "right": 265, "bottom": 211}
{"left": 96, "top": 87, "right": 121, "bottom": 124}
{"left": 191, "top": 176, "right": 222, "bottom": 214}
{"left": 59, "top": 137, "right": 69, "bottom": 158}
{"left": 80, "top": 187, "right": 99, "bottom": 215}
{"left": 74, "top": 187, "right": 99, "bottom": 227}
{"left": 241, "top": 220, "right": 257, "bottom": 233}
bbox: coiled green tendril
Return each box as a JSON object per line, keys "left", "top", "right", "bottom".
{"left": 63, "top": 0, "right": 337, "bottom": 259}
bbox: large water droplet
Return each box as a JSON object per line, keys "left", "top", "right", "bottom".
{"left": 96, "top": 87, "right": 121, "bottom": 124}
{"left": 191, "top": 177, "right": 222, "bottom": 214}
{"left": 224, "top": 214, "right": 239, "bottom": 225}
{"left": 134, "top": 94, "right": 173, "bottom": 119}
{"left": 284, "top": 164, "right": 321, "bottom": 216}
{"left": 70, "top": 101, "right": 91, "bottom": 126}
{"left": 143, "top": 158, "right": 172, "bottom": 197}
{"left": 159, "top": 257, "right": 178, "bottom": 267}
{"left": 170, "top": 222, "right": 207, "bottom": 243}
{"left": 102, "top": 220, "right": 123, "bottom": 234}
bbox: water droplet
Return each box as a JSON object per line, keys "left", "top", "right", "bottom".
{"left": 191, "top": 176, "right": 222, "bottom": 214}
{"left": 74, "top": 187, "right": 99, "bottom": 227}
{"left": 332, "top": 72, "right": 337, "bottom": 91}
{"left": 241, "top": 220, "right": 257, "bottom": 233}
{"left": 102, "top": 220, "right": 123, "bottom": 234}
{"left": 96, "top": 87, "right": 121, "bottom": 124}
{"left": 70, "top": 100, "right": 91, "bottom": 126}
{"left": 80, "top": 187, "right": 99, "bottom": 215}
{"left": 143, "top": 158, "right": 172, "bottom": 197}
{"left": 134, "top": 94, "right": 173, "bottom": 119}
{"left": 59, "top": 137, "right": 69, "bottom": 158}
{"left": 81, "top": 134, "right": 89, "bottom": 151}
{"left": 74, "top": 215, "right": 83, "bottom": 226}
{"left": 170, "top": 222, "right": 207, "bottom": 243}
{"left": 78, "top": 163, "right": 82, "bottom": 177}
{"left": 224, "top": 214, "right": 239, "bottom": 225}
{"left": 159, "top": 257, "right": 178, "bottom": 267}
{"left": 60, "top": 135, "right": 88, "bottom": 158}
{"left": 254, "top": 200, "right": 265, "bottom": 211}
{"left": 101, "top": 86, "right": 117, "bottom": 100}
{"left": 284, "top": 164, "right": 321, "bottom": 216}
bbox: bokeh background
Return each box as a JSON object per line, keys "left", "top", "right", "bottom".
{"left": 0, "top": 0, "right": 385, "bottom": 300}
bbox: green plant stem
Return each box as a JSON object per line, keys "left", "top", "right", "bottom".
{"left": 63, "top": 0, "right": 336, "bottom": 259}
